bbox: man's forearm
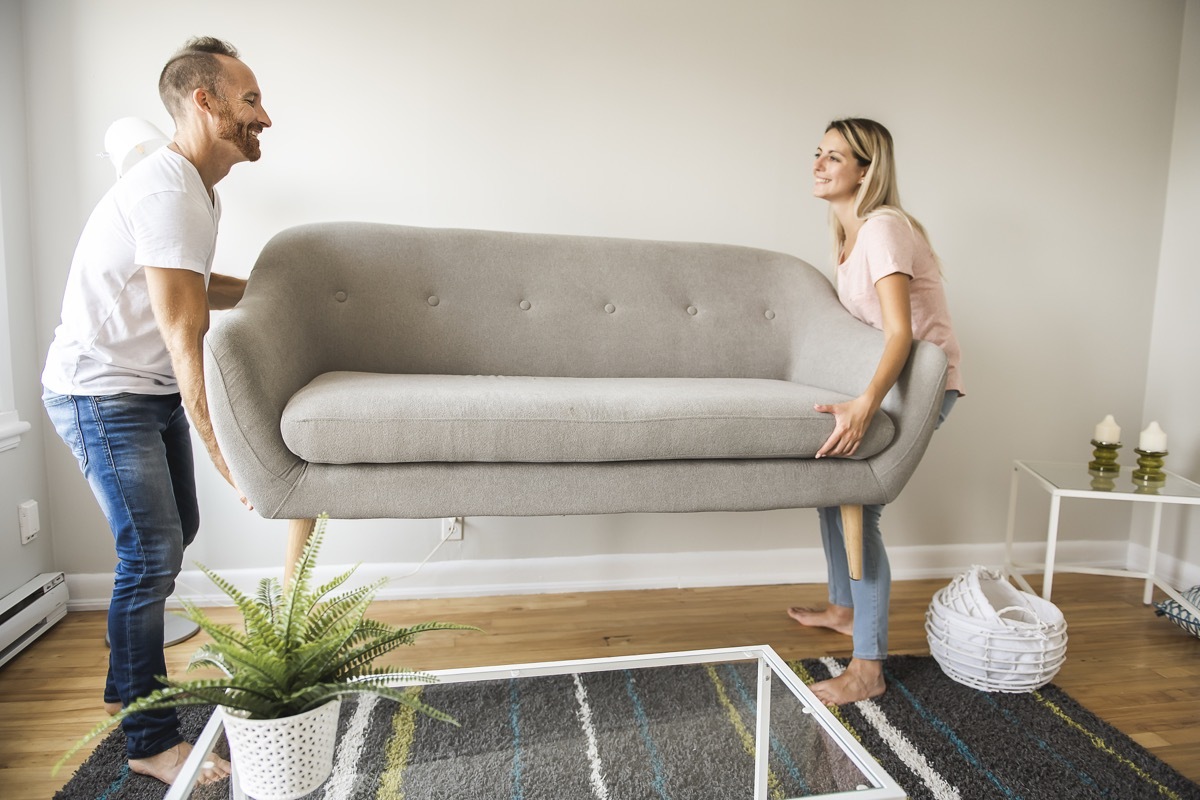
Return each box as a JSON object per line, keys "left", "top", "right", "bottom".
{"left": 172, "top": 339, "right": 250, "bottom": 507}
{"left": 170, "top": 332, "right": 234, "bottom": 485}
{"left": 145, "top": 265, "right": 249, "bottom": 507}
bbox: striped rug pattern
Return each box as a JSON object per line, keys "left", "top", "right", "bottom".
{"left": 56, "top": 656, "right": 1200, "bottom": 800}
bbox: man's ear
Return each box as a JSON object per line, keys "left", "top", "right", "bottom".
{"left": 190, "top": 86, "right": 217, "bottom": 117}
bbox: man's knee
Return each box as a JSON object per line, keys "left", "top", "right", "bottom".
{"left": 114, "top": 529, "right": 186, "bottom": 581}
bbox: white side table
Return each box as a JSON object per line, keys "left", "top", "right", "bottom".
{"left": 1003, "top": 460, "right": 1200, "bottom": 619}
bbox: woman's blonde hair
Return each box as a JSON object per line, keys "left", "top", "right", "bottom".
{"left": 825, "top": 118, "right": 935, "bottom": 263}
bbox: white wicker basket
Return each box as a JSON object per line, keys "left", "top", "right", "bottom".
{"left": 222, "top": 698, "right": 342, "bottom": 800}
{"left": 926, "top": 566, "right": 1067, "bottom": 692}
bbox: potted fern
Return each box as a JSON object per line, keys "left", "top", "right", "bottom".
{"left": 58, "top": 516, "right": 474, "bottom": 799}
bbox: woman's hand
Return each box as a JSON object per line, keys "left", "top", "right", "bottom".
{"left": 815, "top": 272, "right": 913, "bottom": 459}
{"left": 814, "top": 393, "right": 877, "bottom": 458}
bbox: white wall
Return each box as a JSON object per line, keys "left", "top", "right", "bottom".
{"left": 0, "top": 0, "right": 54, "bottom": 599}
{"left": 1139, "top": 0, "right": 1200, "bottom": 575}
{"left": 14, "top": 0, "right": 1191, "bottom": 596}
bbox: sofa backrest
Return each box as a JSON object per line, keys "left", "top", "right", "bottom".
{"left": 242, "top": 222, "right": 841, "bottom": 381}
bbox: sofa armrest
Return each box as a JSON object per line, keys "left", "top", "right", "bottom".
{"left": 869, "top": 340, "right": 948, "bottom": 500}
{"left": 787, "top": 291, "right": 949, "bottom": 503}
{"left": 204, "top": 288, "right": 327, "bottom": 516}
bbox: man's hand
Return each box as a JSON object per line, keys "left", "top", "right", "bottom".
{"left": 232, "top": 481, "right": 253, "bottom": 511}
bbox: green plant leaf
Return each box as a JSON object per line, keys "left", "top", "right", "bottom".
{"left": 328, "top": 622, "right": 478, "bottom": 680}
{"left": 308, "top": 579, "right": 384, "bottom": 637}
{"left": 256, "top": 577, "right": 282, "bottom": 626}
{"left": 280, "top": 515, "right": 328, "bottom": 643}
{"left": 191, "top": 563, "right": 284, "bottom": 652}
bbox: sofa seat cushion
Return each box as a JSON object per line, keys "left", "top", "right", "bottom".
{"left": 281, "top": 372, "right": 896, "bottom": 464}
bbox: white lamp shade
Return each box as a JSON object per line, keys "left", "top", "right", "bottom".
{"left": 104, "top": 117, "right": 169, "bottom": 177}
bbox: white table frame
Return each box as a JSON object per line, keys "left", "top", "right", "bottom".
{"left": 167, "top": 645, "right": 904, "bottom": 800}
{"left": 1003, "top": 460, "right": 1200, "bottom": 620}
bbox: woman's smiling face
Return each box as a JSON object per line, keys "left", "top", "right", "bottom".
{"left": 812, "top": 128, "right": 868, "bottom": 203}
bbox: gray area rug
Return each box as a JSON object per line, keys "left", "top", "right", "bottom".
{"left": 55, "top": 656, "right": 1200, "bottom": 800}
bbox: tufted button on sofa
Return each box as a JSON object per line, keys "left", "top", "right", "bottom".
{"left": 204, "top": 223, "right": 948, "bottom": 580}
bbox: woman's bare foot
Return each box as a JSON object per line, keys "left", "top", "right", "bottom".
{"left": 809, "top": 658, "right": 886, "bottom": 706}
{"left": 129, "top": 742, "right": 231, "bottom": 786}
{"left": 786, "top": 604, "right": 854, "bottom": 636}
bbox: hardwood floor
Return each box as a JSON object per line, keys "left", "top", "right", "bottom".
{"left": 2, "top": 573, "right": 1197, "bottom": 798}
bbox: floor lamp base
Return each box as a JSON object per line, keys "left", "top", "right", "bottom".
{"left": 163, "top": 612, "right": 201, "bottom": 647}
{"left": 105, "top": 611, "right": 201, "bottom": 648}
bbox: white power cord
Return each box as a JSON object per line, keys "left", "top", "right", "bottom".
{"left": 387, "top": 531, "right": 453, "bottom": 580}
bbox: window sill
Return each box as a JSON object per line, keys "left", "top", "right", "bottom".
{"left": 0, "top": 409, "right": 31, "bottom": 452}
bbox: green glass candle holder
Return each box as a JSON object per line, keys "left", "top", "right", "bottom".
{"left": 1088, "top": 469, "right": 1116, "bottom": 492}
{"left": 1132, "top": 449, "right": 1167, "bottom": 485}
{"left": 1088, "top": 440, "right": 1121, "bottom": 474}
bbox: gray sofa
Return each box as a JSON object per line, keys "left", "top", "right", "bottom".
{"left": 204, "top": 223, "right": 948, "bottom": 579}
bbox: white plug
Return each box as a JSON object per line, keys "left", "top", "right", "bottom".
{"left": 441, "top": 516, "right": 463, "bottom": 541}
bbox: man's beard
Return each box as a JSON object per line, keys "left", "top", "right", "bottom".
{"left": 217, "top": 103, "right": 262, "bottom": 161}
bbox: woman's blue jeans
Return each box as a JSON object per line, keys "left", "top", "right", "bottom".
{"left": 44, "top": 391, "right": 198, "bottom": 759}
{"left": 816, "top": 390, "right": 958, "bottom": 661}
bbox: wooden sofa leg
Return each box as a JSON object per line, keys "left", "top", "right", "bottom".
{"left": 284, "top": 518, "right": 317, "bottom": 587}
{"left": 841, "top": 505, "right": 864, "bottom": 581}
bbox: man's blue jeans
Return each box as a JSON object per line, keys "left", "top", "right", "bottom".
{"left": 44, "top": 391, "right": 198, "bottom": 759}
{"left": 816, "top": 390, "right": 959, "bottom": 661}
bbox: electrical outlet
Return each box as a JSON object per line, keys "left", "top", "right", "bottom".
{"left": 18, "top": 500, "right": 40, "bottom": 545}
{"left": 441, "top": 516, "right": 463, "bottom": 541}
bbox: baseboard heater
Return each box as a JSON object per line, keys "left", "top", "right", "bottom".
{"left": 0, "top": 572, "right": 68, "bottom": 668}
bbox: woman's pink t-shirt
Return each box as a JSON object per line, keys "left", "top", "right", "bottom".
{"left": 836, "top": 213, "right": 964, "bottom": 395}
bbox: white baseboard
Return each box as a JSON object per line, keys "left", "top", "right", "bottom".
{"left": 1125, "top": 541, "right": 1200, "bottom": 588}
{"left": 63, "top": 539, "right": 1140, "bottom": 611}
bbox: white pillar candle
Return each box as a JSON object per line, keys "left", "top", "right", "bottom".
{"left": 1139, "top": 421, "right": 1167, "bottom": 452}
{"left": 1093, "top": 414, "right": 1120, "bottom": 444}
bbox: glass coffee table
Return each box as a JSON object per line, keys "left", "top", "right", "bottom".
{"left": 167, "top": 645, "right": 903, "bottom": 799}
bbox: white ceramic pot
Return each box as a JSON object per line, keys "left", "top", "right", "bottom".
{"left": 221, "top": 698, "right": 342, "bottom": 800}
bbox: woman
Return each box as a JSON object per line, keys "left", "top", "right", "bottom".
{"left": 787, "top": 118, "right": 964, "bottom": 705}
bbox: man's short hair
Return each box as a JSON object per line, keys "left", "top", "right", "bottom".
{"left": 158, "top": 37, "right": 239, "bottom": 120}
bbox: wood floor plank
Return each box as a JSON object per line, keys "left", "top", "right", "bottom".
{"left": 0, "top": 573, "right": 1197, "bottom": 798}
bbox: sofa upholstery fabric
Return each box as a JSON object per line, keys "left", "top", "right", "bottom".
{"left": 282, "top": 373, "right": 895, "bottom": 464}
{"left": 204, "top": 223, "right": 948, "bottom": 520}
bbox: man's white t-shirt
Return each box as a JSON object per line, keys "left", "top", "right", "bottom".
{"left": 42, "top": 147, "right": 220, "bottom": 396}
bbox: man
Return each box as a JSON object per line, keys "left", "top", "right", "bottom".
{"left": 42, "top": 36, "right": 270, "bottom": 785}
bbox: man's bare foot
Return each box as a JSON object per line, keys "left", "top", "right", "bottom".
{"left": 809, "top": 658, "right": 886, "bottom": 706}
{"left": 129, "top": 742, "right": 231, "bottom": 786}
{"left": 104, "top": 701, "right": 122, "bottom": 716}
{"left": 786, "top": 604, "right": 854, "bottom": 636}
